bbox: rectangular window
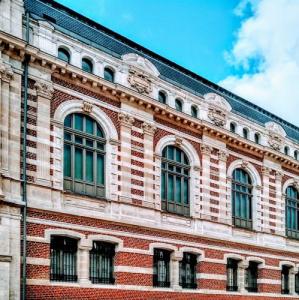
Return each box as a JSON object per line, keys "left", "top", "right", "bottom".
{"left": 153, "top": 249, "right": 171, "bottom": 288}
{"left": 89, "top": 242, "right": 115, "bottom": 284}
{"left": 179, "top": 253, "right": 197, "bottom": 289}
{"left": 295, "top": 273, "right": 299, "bottom": 294}
{"left": 50, "top": 236, "right": 77, "bottom": 282}
{"left": 227, "top": 258, "right": 239, "bottom": 291}
{"left": 64, "top": 144, "right": 71, "bottom": 177}
{"left": 245, "top": 262, "right": 258, "bottom": 293}
{"left": 282, "top": 266, "right": 290, "bottom": 294}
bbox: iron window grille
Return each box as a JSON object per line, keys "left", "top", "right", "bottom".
{"left": 161, "top": 145, "right": 190, "bottom": 216}
{"left": 179, "top": 253, "right": 197, "bottom": 289}
{"left": 63, "top": 113, "right": 106, "bottom": 198}
{"left": 226, "top": 258, "right": 239, "bottom": 291}
{"left": 281, "top": 266, "right": 290, "bottom": 294}
{"left": 245, "top": 262, "right": 258, "bottom": 293}
{"left": 286, "top": 186, "right": 299, "bottom": 240}
{"left": 89, "top": 241, "right": 115, "bottom": 284}
{"left": 153, "top": 249, "right": 171, "bottom": 288}
{"left": 232, "top": 168, "right": 253, "bottom": 230}
{"left": 50, "top": 236, "right": 78, "bottom": 282}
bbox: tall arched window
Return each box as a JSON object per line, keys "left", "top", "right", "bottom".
{"left": 286, "top": 186, "right": 299, "bottom": 239}
{"left": 161, "top": 145, "right": 190, "bottom": 216}
{"left": 58, "top": 47, "right": 70, "bottom": 63}
{"left": 158, "top": 91, "right": 167, "bottom": 104}
{"left": 82, "top": 58, "right": 93, "bottom": 73}
{"left": 175, "top": 98, "right": 183, "bottom": 112}
{"left": 191, "top": 105, "right": 198, "bottom": 118}
{"left": 232, "top": 168, "right": 252, "bottom": 229}
{"left": 64, "top": 113, "right": 106, "bottom": 198}
{"left": 104, "top": 67, "right": 114, "bottom": 82}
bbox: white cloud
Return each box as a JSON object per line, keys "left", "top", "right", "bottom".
{"left": 219, "top": 0, "right": 299, "bottom": 126}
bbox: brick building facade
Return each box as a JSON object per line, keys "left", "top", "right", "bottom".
{"left": 0, "top": 0, "right": 299, "bottom": 299}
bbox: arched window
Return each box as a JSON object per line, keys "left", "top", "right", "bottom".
{"left": 295, "top": 150, "right": 299, "bottom": 160}
{"left": 232, "top": 168, "right": 252, "bottom": 229}
{"left": 286, "top": 186, "right": 299, "bottom": 239}
{"left": 254, "top": 133, "right": 260, "bottom": 144}
{"left": 158, "top": 91, "right": 167, "bottom": 104}
{"left": 175, "top": 98, "right": 183, "bottom": 112}
{"left": 191, "top": 105, "right": 198, "bottom": 118}
{"left": 161, "top": 145, "right": 190, "bottom": 216}
{"left": 243, "top": 128, "right": 249, "bottom": 139}
{"left": 58, "top": 47, "right": 70, "bottom": 63}
{"left": 63, "top": 113, "right": 105, "bottom": 198}
{"left": 230, "top": 122, "right": 236, "bottom": 133}
{"left": 284, "top": 146, "right": 290, "bottom": 156}
{"left": 104, "top": 67, "right": 114, "bottom": 82}
{"left": 82, "top": 58, "right": 93, "bottom": 73}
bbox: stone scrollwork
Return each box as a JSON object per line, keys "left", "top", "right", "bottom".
{"left": 82, "top": 101, "right": 93, "bottom": 114}
{"left": 142, "top": 122, "right": 156, "bottom": 135}
{"left": 175, "top": 136, "right": 183, "bottom": 147}
{"left": 200, "top": 144, "right": 212, "bottom": 156}
{"left": 127, "top": 68, "right": 152, "bottom": 94}
{"left": 204, "top": 93, "right": 232, "bottom": 127}
{"left": 0, "top": 61, "right": 14, "bottom": 83}
{"left": 218, "top": 150, "right": 229, "bottom": 162}
{"left": 34, "top": 81, "right": 54, "bottom": 99}
{"left": 118, "top": 112, "right": 135, "bottom": 127}
{"left": 265, "top": 122, "right": 286, "bottom": 151}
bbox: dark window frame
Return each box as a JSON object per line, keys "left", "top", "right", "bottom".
{"left": 158, "top": 91, "right": 167, "bottom": 104}
{"left": 230, "top": 122, "right": 236, "bottom": 133}
{"left": 175, "top": 98, "right": 183, "bottom": 112}
{"left": 58, "top": 47, "right": 70, "bottom": 63}
{"left": 285, "top": 186, "right": 299, "bottom": 240}
{"left": 232, "top": 168, "right": 253, "bottom": 230}
{"left": 89, "top": 241, "right": 115, "bottom": 284}
{"left": 63, "top": 113, "right": 106, "bottom": 198}
{"left": 104, "top": 67, "right": 115, "bottom": 82}
{"left": 243, "top": 128, "right": 249, "bottom": 139}
{"left": 245, "top": 262, "right": 259, "bottom": 293}
{"left": 191, "top": 105, "right": 198, "bottom": 118}
{"left": 50, "top": 236, "right": 78, "bottom": 282}
{"left": 82, "top": 57, "right": 93, "bottom": 73}
{"left": 226, "top": 258, "right": 239, "bottom": 291}
{"left": 161, "top": 145, "right": 190, "bottom": 216}
{"left": 179, "top": 252, "right": 197, "bottom": 289}
{"left": 254, "top": 133, "right": 260, "bottom": 144}
{"left": 153, "top": 249, "right": 171, "bottom": 288}
{"left": 281, "top": 265, "right": 291, "bottom": 294}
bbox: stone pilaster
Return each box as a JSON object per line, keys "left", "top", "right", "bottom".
{"left": 78, "top": 243, "right": 92, "bottom": 285}
{"left": 35, "top": 81, "right": 54, "bottom": 186}
{"left": 238, "top": 260, "right": 249, "bottom": 293}
{"left": 218, "top": 150, "right": 229, "bottom": 224}
{"left": 275, "top": 171, "right": 284, "bottom": 235}
{"left": 171, "top": 252, "right": 183, "bottom": 290}
{"left": 142, "top": 122, "right": 156, "bottom": 204}
{"left": 118, "top": 112, "right": 134, "bottom": 200}
{"left": 261, "top": 167, "right": 270, "bottom": 232}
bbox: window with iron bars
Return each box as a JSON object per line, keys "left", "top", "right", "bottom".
{"left": 50, "top": 236, "right": 78, "bottom": 282}
{"left": 245, "top": 262, "right": 259, "bottom": 293}
{"left": 281, "top": 266, "right": 290, "bottom": 294}
{"left": 89, "top": 241, "right": 115, "bottom": 284}
{"left": 179, "top": 252, "right": 197, "bottom": 289}
{"left": 153, "top": 249, "right": 171, "bottom": 288}
{"left": 226, "top": 258, "right": 239, "bottom": 291}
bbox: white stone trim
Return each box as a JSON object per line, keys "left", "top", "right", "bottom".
{"left": 115, "top": 266, "right": 153, "bottom": 274}
{"left": 44, "top": 228, "right": 85, "bottom": 247}
{"left": 245, "top": 256, "right": 265, "bottom": 268}
{"left": 86, "top": 234, "right": 123, "bottom": 251}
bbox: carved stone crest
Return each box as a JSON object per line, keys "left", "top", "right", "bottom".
{"left": 127, "top": 68, "right": 152, "bottom": 94}
{"left": 208, "top": 108, "right": 227, "bottom": 127}
{"left": 265, "top": 122, "right": 286, "bottom": 151}
{"left": 34, "top": 81, "right": 54, "bottom": 99}
{"left": 175, "top": 136, "right": 183, "bottom": 147}
{"left": 82, "top": 101, "right": 93, "bottom": 114}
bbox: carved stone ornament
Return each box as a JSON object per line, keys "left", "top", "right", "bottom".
{"left": 200, "top": 144, "right": 212, "bottom": 156}
{"left": 127, "top": 68, "right": 152, "bottom": 94}
{"left": 265, "top": 121, "right": 286, "bottom": 151}
{"left": 241, "top": 160, "right": 249, "bottom": 169}
{"left": 82, "top": 101, "right": 93, "bottom": 114}
{"left": 118, "top": 112, "right": 135, "bottom": 127}
{"left": 142, "top": 122, "right": 156, "bottom": 135}
{"left": 0, "top": 61, "right": 14, "bottom": 83}
{"left": 175, "top": 136, "right": 183, "bottom": 147}
{"left": 204, "top": 93, "right": 231, "bottom": 127}
{"left": 218, "top": 150, "right": 229, "bottom": 162}
{"left": 261, "top": 166, "right": 271, "bottom": 176}
{"left": 34, "top": 81, "right": 54, "bottom": 99}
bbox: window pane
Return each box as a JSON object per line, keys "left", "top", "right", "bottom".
{"left": 86, "top": 117, "right": 94, "bottom": 135}
{"left": 168, "top": 174, "right": 174, "bottom": 201}
{"left": 168, "top": 146, "right": 174, "bottom": 161}
{"left": 184, "top": 178, "right": 189, "bottom": 204}
{"left": 175, "top": 177, "right": 181, "bottom": 203}
{"left": 161, "top": 172, "right": 166, "bottom": 200}
{"left": 64, "top": 114, "right": 72, "bottom": 127}
{"left": 97, "top": 154, "right": 104, "bottom": 185}
{"left": 104, "top": 68, "right": 114, "bottom": 82}
{"left": 75, "top": 148, "right": 83, "bottom": 180}
{"left": 64, "top": 144, "right": 71, "bottom": 177}
{"left": 74, "top": 114, "right": 83, "bottom": 131}
{"left": 86, "top": 151, "right": 94, "bottom": 182}
{"left": 82, "top": 58, "right": 93, "bottom": 73}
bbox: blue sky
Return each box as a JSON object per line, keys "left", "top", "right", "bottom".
{"left": 56, "top": 0, "right": 299, "bottom": 126}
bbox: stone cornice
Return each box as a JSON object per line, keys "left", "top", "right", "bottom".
{"left": 1, "top": 31, "right": 299, "bottom": 174}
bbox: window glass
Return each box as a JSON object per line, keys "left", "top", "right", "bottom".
{"left": 175, "top": 99, "right": 183, "bottom": 112}
{"left": 179, "top": 253, "right": 197, "bottom": 289}
{"left": 82, "top": 58, "right": 93, "bottom": 73}
{"left": 286, "top": 186, "right": 299, "bottom": 239}
{"left": 104, "top": 67, "right": 114, "bottom": 82}
{"left": 230, "top": 123, "right": 236, "bottom": 133}
{"left": 153, "top": 249, "right": 171, "bottom": 288}
{"left": 158, "top": 91, "right": 167, "bottom": 104}
{"left": 191, "top": 105, "right": 198, "bottom": 118}
{"left": 227, "top": 259, "right": 238, "bottom": 291}
{"left": 282, "top": 266, "right": 290, "bottom": 294}
{"left": 245, "top": 262, "right": 258, "bottom": 293}
{"left": 58, "top": 47, "right": 70, "bottom": 63}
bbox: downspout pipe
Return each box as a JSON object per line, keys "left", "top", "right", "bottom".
{"left": 21, "top": 10, "right": 30, "bottom": 300}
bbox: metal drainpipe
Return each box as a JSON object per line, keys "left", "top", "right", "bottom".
{"left": 21, "top": 10, "right": 30, "bottom": 300}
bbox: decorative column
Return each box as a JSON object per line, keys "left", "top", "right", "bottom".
{"left": 275, "top": 171, "right": 284, "bottom": 236}
{"left": 118, "top": 112, "right": 134, "bottom": 201}
{"left": 171, "top": 252, "right": 183, "bottom": 290}
{"left": 0, "top": 62, "right": 13, "bottom": 176}
{"left": 261, "top": 167, "right": 271, "bottom": 233}
{"left": 200, "top": 144, "right": 212, "bottom": 220}
{"left": 142, "top": 122, "right": 156, "bottom": 205}
{"left": 78, "top": 242, "right": 92, "bottom": 285}
{"left": 35, "top": 81, "right": 54, "bottom": 186}
{"left": 218, "top": 150, "right": 229, "bottom": 224}
{"left": 238, "top": 260, "right": 249, "bottom": 293}
{"left": 289, "top": 268, "right": 296, "bottom": 295}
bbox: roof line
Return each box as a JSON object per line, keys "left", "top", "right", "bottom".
{"left": 35, "top": 0, "right": 299, "bottom": 133}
